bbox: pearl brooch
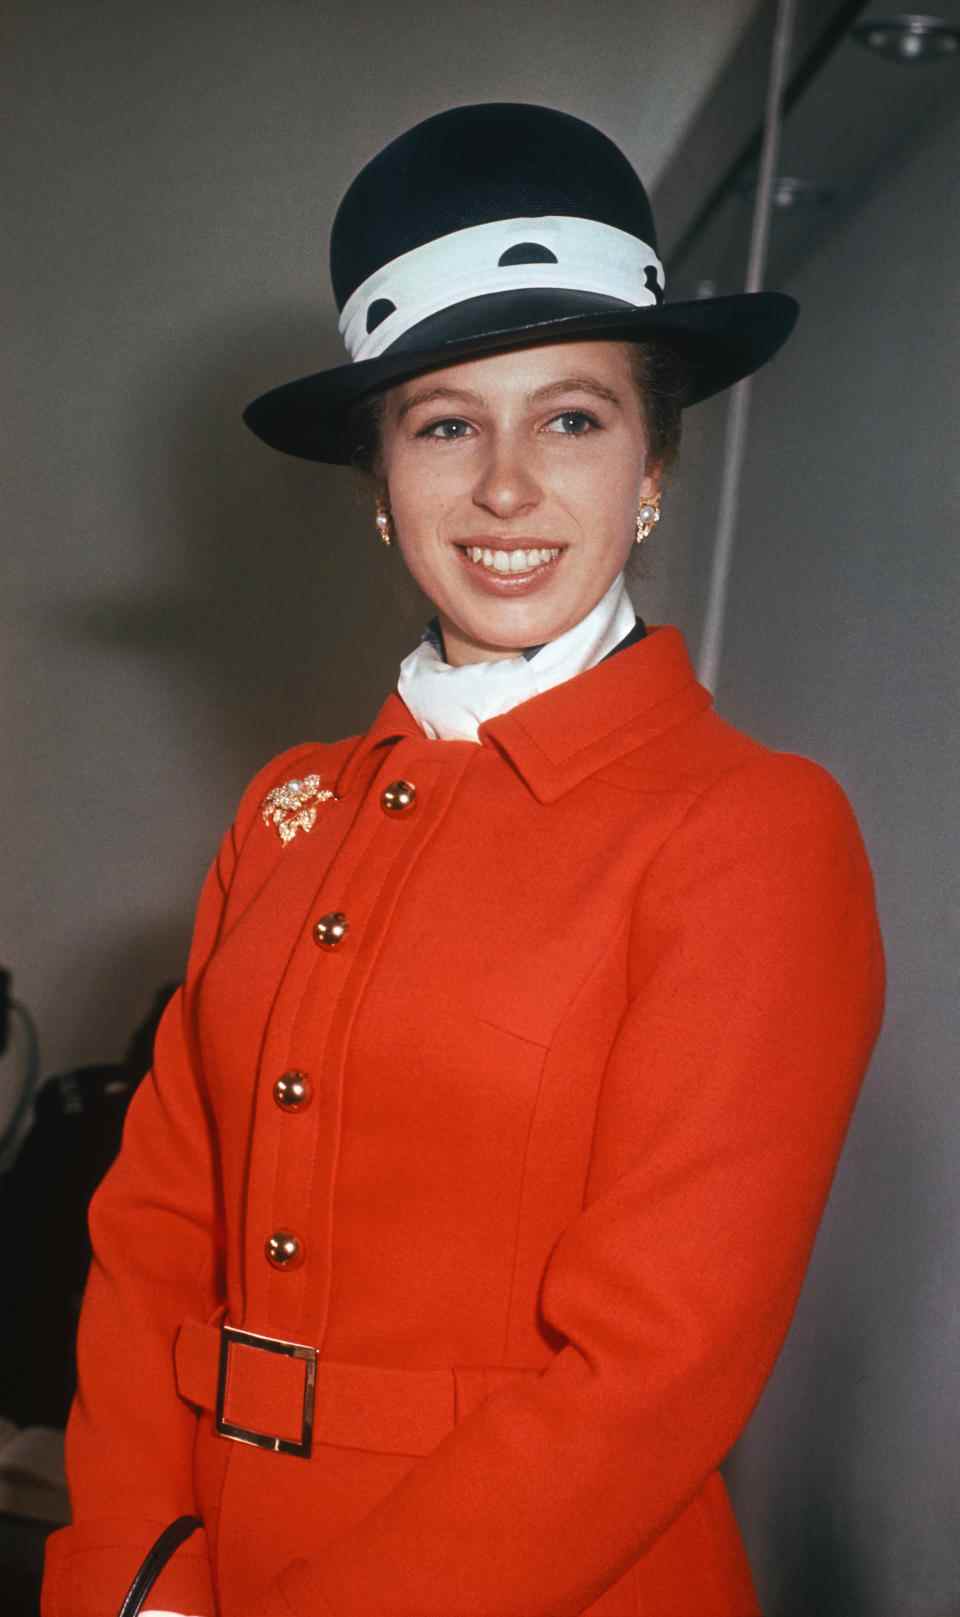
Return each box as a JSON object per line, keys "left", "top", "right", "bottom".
{"left": 261, "top": 773, "right": 336, "bottom": 844}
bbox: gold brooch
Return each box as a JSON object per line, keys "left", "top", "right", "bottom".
{"left": 261, "top": 773, "right": 335, "bottom": 844}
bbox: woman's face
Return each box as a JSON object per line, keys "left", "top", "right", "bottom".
{"left": 380, "top": 340, "right": 659, "bottom": 665}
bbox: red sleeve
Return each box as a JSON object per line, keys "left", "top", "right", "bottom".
{"left": 41, "top": 747, "right": 316, "bottom": 1617}
{"left": 246, "top": 754, "right": 885, "bottom": 1617}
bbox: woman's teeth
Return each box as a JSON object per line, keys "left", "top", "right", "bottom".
{"left": 465, "top": 546, "right": 560, "bottom": 574}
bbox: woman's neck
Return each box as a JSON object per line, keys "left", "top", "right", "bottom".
{"left": 435, "top": 574, "right": 629, "bottom": 668}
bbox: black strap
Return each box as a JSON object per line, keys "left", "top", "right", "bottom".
{"left": 600, "top": 615, "right": 647, "bottom": 660}
{"left": 116, "top": 1515, "right": 202, "bottom": 1617}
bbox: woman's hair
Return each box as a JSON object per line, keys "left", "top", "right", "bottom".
{"left": 344, "top": 338, "right": 690, "bottom": 484}
{"left": 624, "top": 340, "right": 688, "bottom": 477}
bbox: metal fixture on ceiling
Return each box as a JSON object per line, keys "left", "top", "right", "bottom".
{"left": 852, "top": 13, "right": 960, "bottom": 61}
{"left": 771, "top": 175, "right": 835, "bottom": 207}
{"left": 737, "top": 173, "right": 836, "bottom": 207}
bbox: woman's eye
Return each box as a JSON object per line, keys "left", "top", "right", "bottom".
{"left": 419, "top": 418, "right": 473, "bottom": 440}
{"left": 544, "top": 410, "right": 599, "bottom": 435}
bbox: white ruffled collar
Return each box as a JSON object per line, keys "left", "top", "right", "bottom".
{"left": 396, "top": 572, "right": 636, "bottom": 743}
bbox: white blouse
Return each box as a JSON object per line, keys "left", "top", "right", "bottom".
{"left": 396, "top": 570, "right": 636, "bottom": 742}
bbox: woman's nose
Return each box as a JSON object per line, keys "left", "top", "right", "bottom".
{"left": 471, "top": 435, "right": 541, "bottom": 518}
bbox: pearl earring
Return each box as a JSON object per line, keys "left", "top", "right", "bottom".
{"left": 635, "top": 494, "right": 662, "bottom": 544}
{"left": 375, "top": 497, "right": 393, "bottom": 547}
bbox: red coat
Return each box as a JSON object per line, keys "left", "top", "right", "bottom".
{"left": 43, "top": 626, "right": 884, "bottom": 1617}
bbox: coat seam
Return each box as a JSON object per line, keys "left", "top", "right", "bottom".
{"left": 500, "top": 1037, "right": 551, "bottom": 1364}
{"left": 624, "top": 749, "right": 786, "bottom": 930}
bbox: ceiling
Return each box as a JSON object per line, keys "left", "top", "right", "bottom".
{"left": 658, "top": 0, "right": 960, "bottom": 298}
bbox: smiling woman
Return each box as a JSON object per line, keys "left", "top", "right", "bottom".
{"left": 43, "top": 104, "right": 884, "bottom": 1617}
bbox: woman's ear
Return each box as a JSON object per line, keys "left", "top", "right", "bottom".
{"left": 639, "top": 464, "right": 662, "bottom": 503}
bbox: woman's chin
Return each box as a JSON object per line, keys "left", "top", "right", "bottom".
{"left": 435, "top": 553, "right": 576, "bottom": 656}
{"left": 441, "top": 608, "right": 569, "bottom": 663}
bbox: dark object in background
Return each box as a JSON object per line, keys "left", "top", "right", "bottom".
{"left": 0, "top": 984, "right": 179, "bottom": 1429}
{"left": 0, "top": 967, "right": 11, "bottom": 1055}
{"left": 0, "top": 1512, "right": 54, "bottom": 1616}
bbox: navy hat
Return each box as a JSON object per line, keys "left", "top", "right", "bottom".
{"left": 243, "top": 103, "right": 798, "bottom": 464}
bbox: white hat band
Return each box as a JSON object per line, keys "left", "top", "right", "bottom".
{"left": 338, "top": 215, "right": 665, "bottom": 364}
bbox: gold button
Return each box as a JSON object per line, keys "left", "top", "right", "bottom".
{"left": 265, "top": 1230, "right": 303, "bottom": 1269}
{"left": 381, "top": 779, "right": 417, "bottom": 815}
{"left": 273, "top": 1071, "right": 312, "bottom": 1111}
{"left": 313, "top": 911, "right": 348, "bottom": 949}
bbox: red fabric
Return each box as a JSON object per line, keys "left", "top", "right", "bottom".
{"left": 42, "top": 627, "right": 884, "bottom": 1617}
{"left": 173, "top": 1317, "right": 542, "bottom": 1458}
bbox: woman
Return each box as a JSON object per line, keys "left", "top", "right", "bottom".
{"left": 42, "top": 104, "right": 884, "bottom": 1617}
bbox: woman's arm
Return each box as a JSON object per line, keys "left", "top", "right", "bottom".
{"left": 242, "top": 752, "right": 884, "bottom": 1617}
{"left": 41, "top": 747, "right": 315, "bottom": 1617}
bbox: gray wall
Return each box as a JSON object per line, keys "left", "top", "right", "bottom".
{"left": 658, "top": 86, "right": 960, "bottom": 1617}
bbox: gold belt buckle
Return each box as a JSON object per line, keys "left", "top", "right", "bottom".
{"left": 215, "top": 1324, "right": 317, "bottom": 1459}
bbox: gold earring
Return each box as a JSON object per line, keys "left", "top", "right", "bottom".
{"left": 635, "top": 493, "right": 662, "bottom": 544}
{"left": 375, "top": 497, "right": 393, "bottom": 547}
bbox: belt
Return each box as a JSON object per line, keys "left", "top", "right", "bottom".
{"left": 174, "top": 1319, "right": 541, "bottom": 1462}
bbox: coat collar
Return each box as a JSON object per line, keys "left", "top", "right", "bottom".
{"left": 335, "top": 626, "right": 711, "bottom": 805}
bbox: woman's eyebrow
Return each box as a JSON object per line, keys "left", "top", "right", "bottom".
{"left": 396, "top": 376, "right": 623, "bottom": 422}
{"left": 528, "top": 377, "right": 622, "bottom": 407}
{"left": 396, "top": 386, "right": 485, "bottom": 421}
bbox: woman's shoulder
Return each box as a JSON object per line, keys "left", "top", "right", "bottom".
{"left": 610, "top": 682, "right": 844, "bottom": 801}
{"left": 605, "top": 688, "right": 869, "bottom": 871}
{"left": 636, "top": 706, "right": 874, "bottom": 893}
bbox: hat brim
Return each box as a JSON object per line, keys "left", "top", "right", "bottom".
{"left": 242, "top": 288, "right": 798, "bottom": 465}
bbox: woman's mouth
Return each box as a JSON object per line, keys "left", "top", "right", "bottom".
{"left": 453, "top": 542, "right": 565, "bottom": 596}
{"left": 456, "top": 544, "right": 563, "bottom": 584}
